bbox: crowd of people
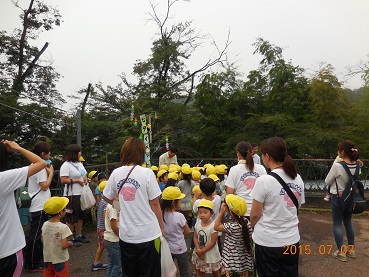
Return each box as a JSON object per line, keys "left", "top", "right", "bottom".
{"left": 0, "top": 137, "right": 362, "bottom": 277}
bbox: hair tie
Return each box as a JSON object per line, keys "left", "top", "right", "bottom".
{"left": 351, "top": 148, "right": 358, "bottom": 152}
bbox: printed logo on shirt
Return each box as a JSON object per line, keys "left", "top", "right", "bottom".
{"left": 116, "top": 177, "right": 141, "bottom": 201}
{"left": 279, "top": 183, "right": 303, "bottom": 208}
{"left": 240, "top": 172, "right": 260, "bottom": 190}
{"left": 198, "top": 230, "right": 208, "bottom": 248}
{"left": 55, "top": 232, "right": 61, "bottom": 238}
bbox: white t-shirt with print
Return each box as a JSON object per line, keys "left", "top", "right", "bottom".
{"left": 225, "top": 163, "right": 267, "bottom": 216}
{"left": 60, "top": 161, "right": 86, "bottom": 196}
{"left": 163, "top": 211, "right": 187, "bottom": 254}
{"left": 29, "top": 168, "right": 51, "bottom": 213}
{"left": 104, "top": 204, "right": 119, "bottom": 243}
{"left": 0, "top": 167, "right": 28, "bottom": 259}
{"left": 42, "top": 221, "right": 73, "bottom": 264}
{"left": 103, "top": 165, "right": 162, "bottom": 244}
{"left": 250, "top": 168, "right": 305, "bottom": 247}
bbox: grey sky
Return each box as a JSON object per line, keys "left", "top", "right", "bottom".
{"left": 1, "top": 0, "right": 369, "bottom": 111}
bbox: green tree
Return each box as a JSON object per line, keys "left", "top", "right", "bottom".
{"left": 0, "top": 0, "right": 65, "bottom": 147}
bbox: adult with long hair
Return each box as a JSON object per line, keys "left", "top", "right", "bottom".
{"left": 59, "top": 144, "right": 89, "bottom": 246}
{"left": 250, "top": 137, "right": 305, "bottom": 277}
{"left": 325, "top": 140, "right": 359, "bottom": 262}
{"left": 103, "top": 137, "right": 164, "bottom": 277}
{"left": 0, "top": 140, "right": 47, "bottom": 276}
{"left": 26, "top": 142, "right": 54, "bottom": 272}
{"left": 225, "top": 141, "right": 267, "bottom": 218}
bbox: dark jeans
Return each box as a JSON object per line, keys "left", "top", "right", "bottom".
{"left": 331, "top": 195, "right": 355, "bottom": 250}
{"left": 26, "top": 210, "right": 48, "bottom": 269}
{"left": 172, "top": 252, "right": 189, "bottom": 277}
{"left": 120, "top": 239, "right": 161, "bottom": 277}
{"left": 255, "top": 242, "right": 299, "bottom": 277}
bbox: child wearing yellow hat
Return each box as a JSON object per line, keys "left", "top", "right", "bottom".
{"left": 160, "top": 187, "right": 191, "bottom": 277}
{"left": 214, "top": 194, "right": 253, "bottom": 276}
{"left": 177, "top": 167, "right": 195, "bottom": 228}
{"left": 42, "top": 197, "right": 73, "bottom": 276}
{"left": 191, "top": 199, "right": 221, "bottom": 276}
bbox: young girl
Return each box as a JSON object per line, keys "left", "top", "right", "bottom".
{"left": 161, "top": 187, "right": 191, "bottom": 277}
{"left": 192, "top": 199, "right": 221, "bottom": 277}
{"left": 214, "top": 194, "right": 253, "bottom": 277}
{"left": 42, "top": 196, "right": 73, "bottom": 277}
{"left": 177, "top": 167, "right": 196, "bottom": 227}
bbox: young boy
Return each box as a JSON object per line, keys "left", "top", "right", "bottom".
{"left": 42, "top": 197, "right": 73, "bottom": 276}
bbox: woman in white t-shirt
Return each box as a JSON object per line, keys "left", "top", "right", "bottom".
{"left": 0, "top": 140, "right": 47, "bottom": 276}
{"left": 250, "top": 137, "right": 305, "bottom": 277}
{"left": 225, "top": 141, "right": 267, "bottom": 218}
{"left": 103, "top": 137, "right": 164, "bottom": 277}
{"left": 59, "top": 144, "right": 88, "bottom": 246}
{"left": 26, "top": 142, "right": 54, "bottom": 272}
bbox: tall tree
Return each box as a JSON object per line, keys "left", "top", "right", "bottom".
{"left": 132, "top": 0, "right": 230, "bottom": 102}
{"left": 0, "top": 0, "right": 65, "bottom": 146}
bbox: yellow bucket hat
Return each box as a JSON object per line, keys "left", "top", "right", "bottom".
{"left": 44, "top": 196, "right": 69, "bottom": 214}
{"left": 208, "top": 174, "right": 220, "bottom": 182}
{"left": 225, "top": 194, "right": 247, "bottom": 216}
{"left": 168, "top": 172, "right": 179, "bottom": 181}
{"left": 98, "top": 180, "right": 107, "bottom": 192}
{"left": 88, "top": 170, "right": 98, "bottom": 179}
{"left": 198, "top": 199, "right": 214, "bottom": 210}
{"left": 162, "top": 187, "right": 185, "bottom": 200}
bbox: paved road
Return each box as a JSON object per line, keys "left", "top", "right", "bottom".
{"left": 21, "top": 211, "right": 369, "bottom": 277}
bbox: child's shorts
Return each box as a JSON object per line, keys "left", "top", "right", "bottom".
{"left": 97, "top": 228, "right": 105, "bottom": 249}
{"left": 43, "top": 261, "right": 69, "bottom": 277}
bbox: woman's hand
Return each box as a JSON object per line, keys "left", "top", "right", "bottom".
{"left": 2, "top": 140, "right": 21, "bottom": 152}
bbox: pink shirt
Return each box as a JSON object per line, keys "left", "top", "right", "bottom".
{"left": 163, "top": 212, "right": 187, "bottom": 254}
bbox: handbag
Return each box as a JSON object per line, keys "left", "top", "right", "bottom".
{"left": 269, "top": 172, "right": 299, "bottom": 214}
{"left": 160, "top": 236, "right": 177, "bottom": 277}
{"left": 113, "top": 165, "right": 136, "bottom": 211}
{"left": 80, "top": 185, "right": 96, "bottom": 210}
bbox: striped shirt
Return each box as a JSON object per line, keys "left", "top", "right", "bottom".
{"left": 97, "top": 198, "right": 108, "bottom": 230}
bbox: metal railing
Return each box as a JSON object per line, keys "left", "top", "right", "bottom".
{"left": 49, "top": 159, "right": 369, "bottom": 196}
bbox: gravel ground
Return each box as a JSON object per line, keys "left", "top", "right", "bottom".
{"left": 21, "top": 211, "right": 369, "bottom": 277}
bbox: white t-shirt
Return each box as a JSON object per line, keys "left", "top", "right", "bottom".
{"left": 104, "top": 204, "right": 119, "bottom": 243}
{"left": 60, "top": 161, "right": 86, "bottom": 196}
{"left": 159, "top": 152, "right": 178, "bottom": 167}
{"left": 253, "top": 154, "right": 261, "bottom": 164}
{"left": 250, "top": 168, "right": 305, "bottom": 247}
{"left": 225, "top": 163, "right": 267, "bottom": 216}
{"left": 42, "top": 221, "right": 72, "bottom": 263}
{"left": 29, "top": 168, "right": 51, "bottom": 212}
{"left": 103, "top": 165, "right": 162, "bottom": 243}
{"left": 163, "top": 211, "right": 187, "bottom": 254}
{"left": 0, "top": 167, "right": 28, "bottom": 259}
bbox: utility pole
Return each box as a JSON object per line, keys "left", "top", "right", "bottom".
{"left": 77, "top": 109, "right": 81, "bottom": 147}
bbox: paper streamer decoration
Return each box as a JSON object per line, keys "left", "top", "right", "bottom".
{"left": 130, "top": 105, "right": 135, "bottom": 121}
{"left": 165, "top": 135, "right": 169, "bottom": 151}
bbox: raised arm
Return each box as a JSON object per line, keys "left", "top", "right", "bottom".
{"left": 3, "top": 140, "right": 46, "bottom": 177}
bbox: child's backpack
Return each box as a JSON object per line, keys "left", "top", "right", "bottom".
{"left": 336, "top": 162, "right": 367, "bottom": 214}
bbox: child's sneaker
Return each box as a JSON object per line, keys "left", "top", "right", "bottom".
{"left": 332, "top": 250, "right": 347, "bottom": 262}
{"left": 91, "top": 263, "right": 108, "bottom": 271}
{"left": 346, "top": 249, "right": 356, "bottom": 258}
{"left": 68, "top": 238, "right": 82, "bottom": 247}
{"left": 74, "top": 235, "right": 89, "bottom": 243}
{"left": 323, "top": 193, "right": 331, "bottom": 202}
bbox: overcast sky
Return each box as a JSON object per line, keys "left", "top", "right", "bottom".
{"left": 1, "top": 0, "right": 369, "bottom": 111}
